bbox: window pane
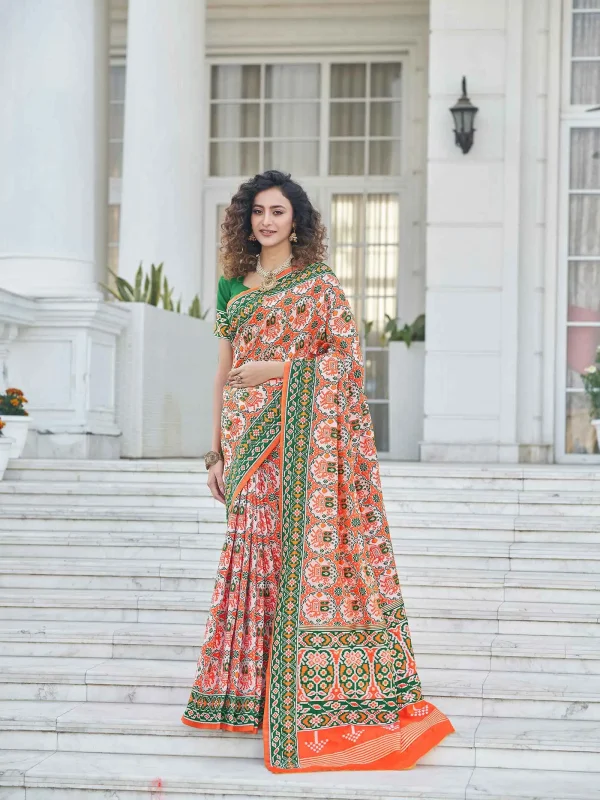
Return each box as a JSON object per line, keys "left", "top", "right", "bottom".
{"left": 368, "top": 401, "right": 389, "bottom": 452}
{"left": 210, "top": 103, "right": 260, "bottom": 138}
{"left": 109, "top": 103, "right": 124, "bottom": 140}
{"left": 365, "top": 246, "right": 398, "bottom": 296}
{"left": 265, "top": 102, "right": 319, "bottom": 137}
{"left": 573, "top": 12, "right": 600, "bottom": 57}
{"left": 369, "top": 140, "right": 402, "bottom": 175}
{"left": 370, "top": 102, "right": 402, "bottom": 137}
{"left": 108, "top": 205, "right": 121, "bottom": 244}
{"left": 210, "top": 141, "right": 259, "bottom": 176}
{"left": 567, "top": 326, "right": 600, "bottom": 388}
{"left": 569, "top": 261, "right": 600, "bottom": 319}
{"left": 329, "top": 141, "right": 364, "bottom": 175}
{"left": 110, "top": 66, "right": 126, "bottom": 102}
{"left": 331, "top": 194, "right": 362, "bottom": 244}
{"left": 575, "top": 0, "right": 600, "bottom": 7}
{"left": 370, "top": 63, "right": 402, "bottom": 99}
{"left": 330, "top": 102, "right": 366, "bottom": 137}
{"left": 211, "top": 65, "right": 260, "bottom": 100}
{"left": 566, "top": 392, "right": 598, "bottom": 454}
{"left": 569, "top": 195, "right": 600, "bottom": 256}
{"left": 331, "top": 64, "right": 366, "bottom": 98}
{"left": 109, "top": 142, "right": 123, "bottom": 178}
{"left": 571, "top": 62, "right": 600, "bottom": 105}
{"left": 265, "top": 64, "right": 320, "bottom": 99}
{"left": 570, "top": 128, "right": 600, "bottom": 189}
{"left": 365, "top": 351, "right": 389, "bottom": 399}
{"left": 264, "top": 141, "right": 319, "bottom": 176}
{"left": 108, "top": 245, "right": 119, "bottom": 272}
{"left": 331, "top": 245, "right": 360, "bottom": 291}
{"left": 365, "top": 194, "right": 399, "bottom": 245}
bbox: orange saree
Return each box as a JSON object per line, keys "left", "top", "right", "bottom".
{"left": 181, "top": 262, "right": 454, "bottom": 772}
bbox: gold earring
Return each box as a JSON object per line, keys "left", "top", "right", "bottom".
{"left": 248, "top": 232, "right": 257, "bottom": 241}
{"left": 289, "top": 224, "right": 298, "bottom": 243}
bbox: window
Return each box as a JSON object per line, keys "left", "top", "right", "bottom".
{"left": 109, "top": 65, "right": 126, "bottom": 180}
{"left": 209, "top": 60, "right": 402, "bottom": 178}
{"left": 562, "top": 2, "right": 600, "bottom": 455}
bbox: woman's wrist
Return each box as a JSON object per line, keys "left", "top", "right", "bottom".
{"left": 269, "top": 361, "right": 285, "bottom": 379}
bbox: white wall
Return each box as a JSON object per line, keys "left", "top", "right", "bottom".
{"left": 422, "top": 0, "right": 560, "bottom": 463}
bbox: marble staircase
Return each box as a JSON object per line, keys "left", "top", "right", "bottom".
{"left": 0, "top": 459, "right": 599, "bottom": 799}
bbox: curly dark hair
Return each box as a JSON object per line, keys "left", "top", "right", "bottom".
{"left": 219, "top": 170, "right": 328, "bottom": 279}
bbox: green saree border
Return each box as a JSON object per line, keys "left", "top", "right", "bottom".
{"left": 267, "top": 357, "right": 318, "bottom": 770}
{"left": 225, "top": 393, "right": 282, "bottom": 508}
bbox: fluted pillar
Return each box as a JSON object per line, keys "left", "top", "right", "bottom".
{"left": 0, "top": 0, "right": 108, "bottom": 296}
{"left": 118, "top": 0, "right": 205, "bottom": 305}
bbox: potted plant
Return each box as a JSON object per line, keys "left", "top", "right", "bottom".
{"left": 384, "top": 313, "right": 426, "bottom": 461}
{"left": 0, "top": 420, "right": 15, "bottom": 479}
{"left": 0, "top": 388, "right": 31, "bottom": 459}
{"left": 104, "top": 262, "right": 216, "bottom": 458}
{"left": 581, "top": 351, "right": 600, "bottom": 447}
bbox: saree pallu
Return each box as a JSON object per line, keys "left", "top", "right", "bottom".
{"left": 182, "top": 262, "right": 454, "bottom": 772}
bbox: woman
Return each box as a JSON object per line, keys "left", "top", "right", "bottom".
{"left": 181, "top": 170, "right": 454, "bottom": 773}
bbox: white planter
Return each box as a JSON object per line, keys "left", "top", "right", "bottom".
{"left": 116, "top": 303, "right": 218, "bottom": 458}
{"left": 0, "top": 436, "right": 15, "bottom": 478}
{"left": 388, "top": 340, "right": 425, "bottom": 461}
{"left": 0, "top": 415, "right": 31, "bottom": 458}
{"left": 592, "top": 419, "right": 600, "bottom": 451}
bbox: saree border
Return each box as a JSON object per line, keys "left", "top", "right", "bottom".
{"left": 225, "top": 393, "right": 283, "bottom": 508}
{"left": 264, "top": 357, "right": 317, "bottom": 771}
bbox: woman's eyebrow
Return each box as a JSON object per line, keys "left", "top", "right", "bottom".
{"left": 252, "top": 204, "right": 286, "bottom": 210}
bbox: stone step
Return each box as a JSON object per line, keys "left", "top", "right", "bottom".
{"left": 0, "top": 588, "right": 597, "bottom": 636}
{"left": 1, "top": 657, "right": 599, "bottom": 721}
{"left": 0, "top": 621, "right": 598, "bottom": 674}
{"left": 2, "top": 701, "right": 600, "bottom": 772}
{"left": 8, "top": 458, "right": 600, "bottom": 494}
{"left": 0, "top": 558, "right": 598, "bottom": 603}
{"left": 3, "top": 749, "right": 597, "bottom": 800}
{"left": 3, "top": 481, "right": 600, "bottom": 517}
{"left": 2, "top": 504, "right": 600, "bottom": 545}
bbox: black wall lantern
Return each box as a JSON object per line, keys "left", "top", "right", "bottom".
{"left": 450, "top": 77, "right": 478, "bottom": 154}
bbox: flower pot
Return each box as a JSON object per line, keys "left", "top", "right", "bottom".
{"left": 0, "top": 436, "right": 15, "bottom": 479}
{"left": 0, "top": 415, "right": 32, "bottom": 458}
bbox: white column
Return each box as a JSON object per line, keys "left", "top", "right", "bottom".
{"left": 421, "top": 0, "right": 528, "bottom": 463}
{"left": 0, "top": 0, "right": 108, "bottom": 297}
{"left": 118, "top": 0, "right": 205, "bottom": 305}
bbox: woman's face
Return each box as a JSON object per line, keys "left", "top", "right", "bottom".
{"left": 250, "top": 187, "right": 294, "bottom": 249}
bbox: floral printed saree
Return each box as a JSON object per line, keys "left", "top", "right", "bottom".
{"left": 181, "top": 261, "right": 454, "bottom": 772}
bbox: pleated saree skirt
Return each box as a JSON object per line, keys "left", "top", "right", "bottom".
{"left": 181, "top": 445, "right": 282, "bottom": 733}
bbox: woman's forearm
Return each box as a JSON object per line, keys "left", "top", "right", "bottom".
{"left": 211, "top": 371, "right": 226, "bottom": 452}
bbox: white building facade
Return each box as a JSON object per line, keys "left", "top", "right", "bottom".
{"left": 0, "top": 0, "right": 598, "bottom": 464}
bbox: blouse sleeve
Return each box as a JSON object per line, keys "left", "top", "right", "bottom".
{"left": 214, "top": 276, "right": 231, "bottom": 340}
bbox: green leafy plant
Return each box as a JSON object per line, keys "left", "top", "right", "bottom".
{"left": 383, "top": 313, "right": 426, "bottom": 347}
{"left": 189, "top": 295, "right": 210, "bottom": 320}
{"left": 0, "top": 388, "right": 29, "bottom": 417}
{"left": 101, "top": 263, "right": 209, "bottom": 318}
{"left": 581, "top": 349, "right": 600, "bottom": 420}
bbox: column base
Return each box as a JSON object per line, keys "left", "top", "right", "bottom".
{"left": 22, "top": 430, "right": 122, "bottom": 460}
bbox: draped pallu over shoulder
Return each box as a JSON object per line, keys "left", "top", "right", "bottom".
{"left": 211, "top": 263, "right": 453, "bottom": 771}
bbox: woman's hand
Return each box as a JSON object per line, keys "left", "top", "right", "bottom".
{"left": 228, "top": 360, "right": 285, "bottom": 388}
{"left": 207, "top": 459, "right": 226, "bottom": 505}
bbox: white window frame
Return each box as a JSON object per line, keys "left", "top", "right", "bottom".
{"left": 555, "top": 0, "right": 600, "bottom": 461}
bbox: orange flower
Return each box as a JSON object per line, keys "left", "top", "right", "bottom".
{"left": 0, "top": 420, "right": 5, "bottom": 430}
{"left": 6, "top": 388, "right": 23, "bottom": 396}
{"left": 10, "top": 398, "right": 19, "bottom": 406}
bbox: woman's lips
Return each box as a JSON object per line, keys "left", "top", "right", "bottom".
{"left": 260, "top": 230, "right": 276, "bottom": 236}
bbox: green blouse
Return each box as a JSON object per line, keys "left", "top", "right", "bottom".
{"left": 215, "top": 275, "right": 248, "bottom": 340}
